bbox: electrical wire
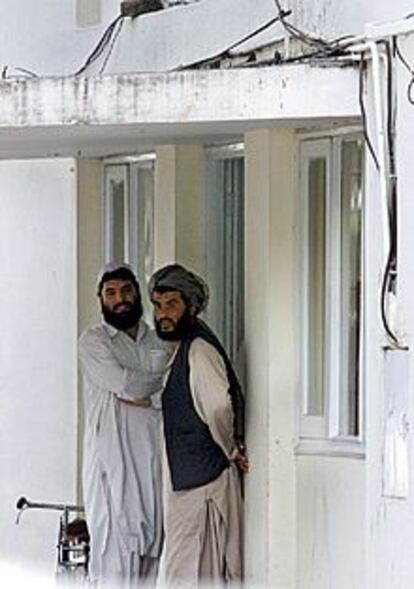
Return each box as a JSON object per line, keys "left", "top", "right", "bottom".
{"left": 75, "top": 15, "right": 124, "bottom": 76}
{"left": 99, "top": 16, "right": 125, "bottom": 74}
{"left": 380, "top": 39, "right": 400, "bottom": 347}
{"left": 380, "top": 247, "right": 400, "bottom": 347}
{"left": 14, "top": 67, "right": 38, "bottom": 78}
{"left": 385, "top": 40, "right": 397, "bottom": 230}
{"left": 358, "top": 57, "right": 380, "bottom": 171}
{"left": 394, "top": 38, "right": 414, "bottom": 105}
{"left": 173, "top": 13, "right": 290, "bottom": 70}
{"left": 166, "top": 0, "right": 201, "bottom": 5}
{"left": 272, "top": 0, "right": 340, "bottom": 55}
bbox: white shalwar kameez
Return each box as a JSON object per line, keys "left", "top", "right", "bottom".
{"left": 79, "top": 320, "right": 169, "bottom": 589}
{"left": 158, "top": 338, "right": 243, "bottom": 589}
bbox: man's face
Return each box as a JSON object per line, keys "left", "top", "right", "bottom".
{"left": 100, "top": 278, "right": 142, "bottom": 330}
{"left": 151, "top": 290, "right": 193, "bottom": 341}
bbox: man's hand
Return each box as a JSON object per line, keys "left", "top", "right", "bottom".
{"left": 231, "top": 443, "right": 249, "bottom": 473}
{"left": 118, "top": 396, "right": 152, "bottom": 408}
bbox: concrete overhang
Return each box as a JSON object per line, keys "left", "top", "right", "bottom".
{"left": 0, "top": 64, "right": 360, "bottom": 159}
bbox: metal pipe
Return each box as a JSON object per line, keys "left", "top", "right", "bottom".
{"left": 368, "top": 40, "right": 391, "bottom": 261}
{"left": 15, "top": 496, "right": 84, "bottom": 525}
{"left": 16, "top": 496, "right": 83, "bottom": 512}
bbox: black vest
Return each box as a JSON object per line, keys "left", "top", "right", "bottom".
{"left": 162, "top": 320, "right": 245, "bottom": 491}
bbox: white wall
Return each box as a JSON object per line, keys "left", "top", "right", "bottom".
{"left": 363, "top": 30, "right": 414, "bottom": 589}
{"left": 244, "top": 126, "right": 367, "bottom": 589}
{"left": 0, "top": 0, "right": 281, "bottom": 76}
{"left": 1, "top": 0, "right": 414, "bottom": 76}
{"left": 0, "top": 159, "right": 77, "bottom": 578}
{"left": 0, "top": 1, "right": 117, "bottom": 75}
{"left": 289, "top": 0, "right": 414, "bottom": 38}
{"left": 297, "top": 457, "right": 365, "bottom": 589}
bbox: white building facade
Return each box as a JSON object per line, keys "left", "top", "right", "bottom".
{"left": 1, "top": 1, "right": 414, "bottom": 588}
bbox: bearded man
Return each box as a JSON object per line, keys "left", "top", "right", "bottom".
{"left": 79, "top": 262, "right": 170, "bottom": 588}
{"left": 149, "top": 264, "right": 248, "bottom": 588}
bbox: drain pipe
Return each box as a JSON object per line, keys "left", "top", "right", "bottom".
{"left": 368, "top": 39, "right": 391, "bottom": 263}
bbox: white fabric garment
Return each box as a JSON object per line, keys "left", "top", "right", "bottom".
{"left": 158, "top": 338, "right": 243, "bottom": 589}
{"left": 79, "top": 320, "right": 170, "bottom": 588}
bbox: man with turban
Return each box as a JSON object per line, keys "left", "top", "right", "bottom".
{"left": 148, "top": 263, "right": 248, "bottom": 588}
{"left": 78, "top": 262, "right": 170, "bottom": 588}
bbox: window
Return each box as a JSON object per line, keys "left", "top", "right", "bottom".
{"left": 299, "top": 135, "right": 364, "bottom": 449}
{"left": 76, "top": 0, "right": 101, "bottom": 28}
{"left": 104, "top": 157, "right": 155, "bottom": 317}
{"left": 204, "top": 146, "right": 245, "bottom": 368}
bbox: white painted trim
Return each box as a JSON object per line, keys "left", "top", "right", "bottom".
{"left": 103, "top": 168, "right": 112, "bottom": 264}
{"left": 366, "top": 16, "right": 414, "bottom": 40}
{"left": 103, "top": 164, "right": 128, "bottom": 263}
{"left": 296, "top": 125, "right": 363, "bottom": 140}
{"left": 295, "top": 438, "right": 365, "bottom": 458}
{"left": 205, "top": 143, "right": 245, "bottom": 159}
{"left": 299, "top": 133, "right": 365, "bottom": 446}
{"left": 327, "top": 137, "right": 342, "bottom": 439}
{"left": 124, "top": 167, "right": 130, "bottom": 263}
{"left": 103, "top": 153, "right": 156, "bottom": 164}
{"left": 299, "top": 138, "right": 330, "bottom": 439}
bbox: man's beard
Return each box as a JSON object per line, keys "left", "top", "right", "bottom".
{"left": 101, "top": 298, "right": 143, "bottom": 331}
{"left": 154, "top": 310, "right": 194, "bottom": 341}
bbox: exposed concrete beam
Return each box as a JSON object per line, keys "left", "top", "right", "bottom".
{"left": 0, "top": 65, "right": 359, "bottom": 127}
{"left": 0, "top": 65, "right": 360, "bottom": 158}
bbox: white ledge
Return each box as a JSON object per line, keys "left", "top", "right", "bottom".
{"left": 0, "top": 65, "right": 360, "bottom": 126}
{"left": 0, "top": 64, "right": 360, "bottom": 158}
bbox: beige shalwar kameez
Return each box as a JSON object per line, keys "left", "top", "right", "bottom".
{"left": 158, "top": 338, "right": 243, "bottom": 589}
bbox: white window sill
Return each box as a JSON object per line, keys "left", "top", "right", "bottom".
{"left": 295, "top": 437, "right": 365, "bottom": 459}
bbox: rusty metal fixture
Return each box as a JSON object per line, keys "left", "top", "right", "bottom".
{"left": 120, "top": 0, "right": 164, "bottom": 18}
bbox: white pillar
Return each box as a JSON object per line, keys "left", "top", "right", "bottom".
{"left": 154, "top": 144, "right": 205, "bottom": 272}
{"left": 244, "top": 128, "right": 297, "bottom": 588}
{"left": 76, "top": 158, "right": 104, "bottom": 504}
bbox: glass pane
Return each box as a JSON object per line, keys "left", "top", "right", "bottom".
{"left": 205, "top": 160, "right": 226, "bottom": 342}
{"left": 205, "top": 156, "right": 244, "bottom": 365}
{"left": 222, "top": 158, "right": 245, "bottom": 362}
{"left": 110, "top": 178, "right": 125, "bottom": 263}
{"left": 340, "top": 141, "right": 363, "bottom": 436}
{"left": 235, "top": 159, "right": 245, "bottom": 357}
{"left": 224, "top": 160, "right": 235, "bottom": 357}
{"left": 307, "top": 157, "right": 326, "bottom": 416}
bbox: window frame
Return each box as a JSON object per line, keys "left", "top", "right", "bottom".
{"left": 103, "top": 154, "right": 156, "bottom": 267}
{"left": 204, "top": 143, "right": 245, "bottom": 367}
{"left": 104, "top": 163, "right": 129, "bottom": 264}
{"left": 297, "top": 133, "right": 365, "bottom": 456}
{"left": 75, "top": 0, "right": 102, "bottom": 29}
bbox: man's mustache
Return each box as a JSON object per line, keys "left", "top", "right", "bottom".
{"left": 113, "top": 302, "right": 133, "bottom": 312}
{"left": 158, "top": 318, "right": 177, "bottom": 328}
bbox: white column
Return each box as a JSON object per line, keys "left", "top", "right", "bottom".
{"left": 76, "top": 158, "right": 104, "bottom": 504}
{"left": 244, "top": 128, "right": 297, "bottom": 588}
{"left": 365, "top": 31, "right": 414, "bottom": 589}
{"left": 154, "top": 146, "right": 177, "bottom": 268}
{"left": 154, "top": 145, "right": 205, "bottom": 273}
